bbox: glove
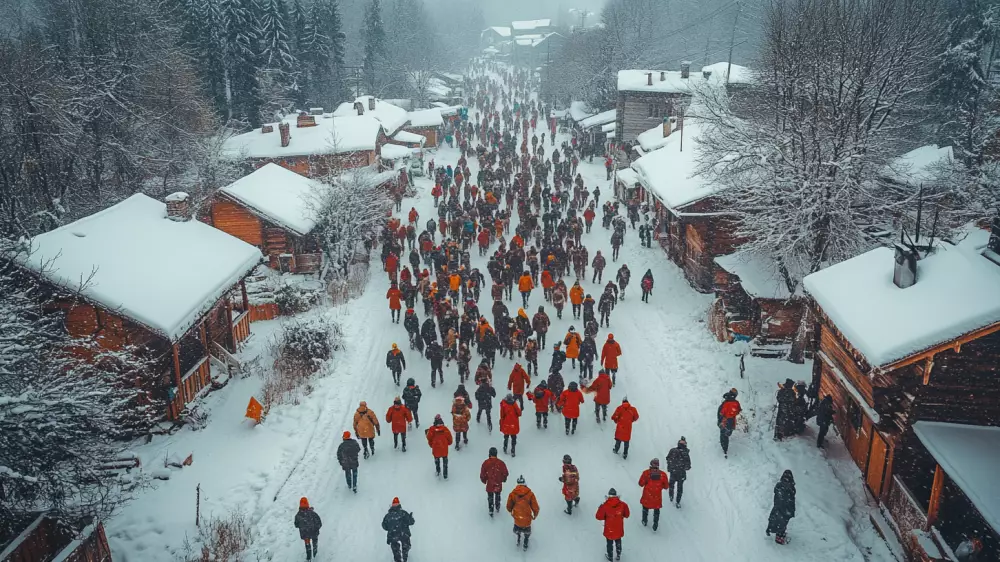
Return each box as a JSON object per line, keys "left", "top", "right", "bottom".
{"left": 558, "top": 477, "right": 563, "bottom": 482}
{"left": 377, "top": 428, "right": 381, "bottom": 436}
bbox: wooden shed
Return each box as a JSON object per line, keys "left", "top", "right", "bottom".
{"left": 404, "top": 108, "right": 444, "bottom": 147}
{"left": 802, "top": 231, "right": 1000, "bottom": 561}
{"left": 0, "top": 514, "right": 112, "bottom": 562}
{"left": 15, "top": 193, "right": 263, "bottom": 420}
{"left": 212, "top": 163, "right": 325, "bottom": 274}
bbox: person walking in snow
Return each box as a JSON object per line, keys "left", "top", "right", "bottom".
{"left": 592, "top": 251, "right": 607, "bottom": 283}
{"left": 774, "top": 379, "right": 796, "bottom": 441}
{"left": 426, "top": 340, "right": 444, "bottom": 388}
{"left": 640, "top": 269, "right": 654, "bottom": 303}
{"left": 507, "top": 362, "right": 531, "bottom": 410}
{"left": 353, "top": 401, "right": 380, "bottom": 458}
{"left": 766, "top": 470, "right": 796, "bottom": 545}
{"left": 452, "top": 397, "right": 472, "bottom": 450}
{"left": 557, "top": 380, "right": 585, "bottom": 435}
{"left": 507, "top": 476, "right": 540, "bottom": 551}
{"left": 387, "top": 282, "right": 403, "bottom": 323}
{"left": 475, "top": 379, "right": 496, "bottom": 432}
{"left": 500, "top": 393, "right": 522, "bottom": 456}
{"left": 294, "top": 497, "right": 322, "bottom": 561}
{"left": 718, "top": 388, "right": 742, "bottom": 458}
{"left": 610, "top": 397, "right": 639, "bottom": 459}
{"left": 579, "top": 335, "right": 597, "bottom": 380}
{"left": 815, "top": 396, "right": 834, "bottom": 448}
{"left": 382, "top": 497, "right": 415, "bottom": 562}
{"left": 402, "top": 378, "right": 422, "bottom": 428}
{"left": 518, "top": 271, "right": 535, "bottom": 307}
{"left": 665, "top": 437, "right": 691, "bottom": 508}
{"left": 563, "top": 326, "right": 583, "bottom": 369}
{"left": 527, "top": 380, "right": 553, "bottom": 429}
{"left": 638, "top": 459, "right": 667, "bottom": 531}
{"left": 560, "top": 454, "right": 581, "bottom": 514}
{"left": 600, "top": 334, "right": 623, "bottom": 385}
{"left": 584, "top": 369, "right": 613, "bottom": 423}
{"left": 596, "top": 488, "right": 630, "bottom": 561}
{"left": 532, "top": 306, "right": 550, "bottom": 348}
{"left": 425, "top": 414, "right": 454, "bottom": 479}
{"left": 481, "top": 447, "right": 509, "bottom": 517}
{"left": 386, "top": 343, "right": 406, "bottom": 386}
{"left": 385, "top": 398, "right": 413, "bottom": 452}
{"left": 615, "top": 265, "right": 631, "bottom": 300}
{"left": 336, "top": 431, "right": 361, "bottom": 492}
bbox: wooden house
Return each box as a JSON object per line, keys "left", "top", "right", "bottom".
{"left": 510, "top": 19, "right": 552, "bottom": 36}
{"left": 404, "top": 108, "right": 444, "bottom": 146}
{"left": 802, "top": 229, "right": 1000, "bottom": 561}
{"left": 480, "top": 26, "right": 511, "bottom": 49}
{"left": 211, "top": 163, "right": 325, "bottom": 274}
{"left": 334, "top": 96, "right": 409, "bottom": 138}
{"left": 223, "top": 112, "right": 386, "bottom": 178}
{"left": 0, "top": 514, "right": 112, "bottom": 562}
{"left": 630, "top": 117, "right": 744, "bottom": 293}
{"left": 16, "top": 193, "right": 263, "bottom": 420}
{"left": 578, "top": 109, "right": 617, "bottom": 149}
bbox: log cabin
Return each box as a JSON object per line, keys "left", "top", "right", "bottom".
{"left": 802, "top": 226, "right": 1000, "bottom": 561}
{"left": 0, "top": 514, "right": 112, "bottom": 562}
{"left": 211, "top": 163, "right": 326, "bottom": 274}
{"left": 222, "top": 111, "right": 386, "bottom": 178}
{"left": 15, "top": 193, "right": 263, "bottom": 420}
{"left": 404, "top": 108, "right": 445, "bottom": 146}
{"left": 630, "top": 117, "right": 745, "bottom": 293}
{"left": 334, "top": 96, "right": 409, "bottom": 138}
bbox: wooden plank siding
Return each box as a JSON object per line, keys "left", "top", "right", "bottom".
{"left": 247, "top": 150, "right": 377, "bottom": 179}
{"left": 211, "top": 199, "right": 263, "bottom": 246}
{"left": 232, "top": 310, "right": 251, "bottom": 346}
{"left": 615, "top": 90, "right": 687, "bottom": 143}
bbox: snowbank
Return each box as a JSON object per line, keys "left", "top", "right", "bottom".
{"left": 803, "top": 244, "right": 1000, "bottom": 367}
{"left": 631, "top": 120, "right": 722, "bottom": 209}
{"left": 381, "top": 143, "right": 414, "bottom": 160}
{"left": 335, "top": 97, "right": 409, "bottom": 135}
{"left": 568, "top": 101, "right": 593, "bottom": 123}
{"left": 883, "top": 144, "right": 954, "bottom": 186}
{"left": 715, "top": 251, "right": 795, "bottom": 300}
{"left": 17, "top": 194, "right": 263, "bottom": 341}
{"left": 220, "top": 163, "right": 325, "bottom": 236}
{"left": 223, "top": 115, "right": 383, "bottom": 159}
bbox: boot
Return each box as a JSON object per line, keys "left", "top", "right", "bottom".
{"left": 523, "top": 535, "right": 529, "bottom": 550}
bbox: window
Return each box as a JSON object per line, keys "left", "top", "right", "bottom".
{"left": 846, "top": 398, "right": 863, "bottom": 431}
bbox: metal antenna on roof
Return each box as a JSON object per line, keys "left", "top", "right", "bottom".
{"left": 914, "top": 186, "right": 924, "bottom": 243}
{"left": 925, "top": 204, "right": 940, "bottom": 254}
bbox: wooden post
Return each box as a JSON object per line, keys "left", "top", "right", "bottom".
{"left": 199, "top": 322, "right": 209, "bottom": 387}
{"left": 224, "top": 296, "right": 235, "bottom": 352}
{"left": 241, "top": 279, "right": 250, "bottom": 312}
{"left": 172, "top": 343, "right": 184, "bottom": 406}
{"left": 196, "top": 483, "right": 201, "bottom": 527}
{"left": 926, "top": 464, "right": 944, "bottom": 529}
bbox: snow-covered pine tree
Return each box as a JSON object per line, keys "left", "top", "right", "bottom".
{"left": 311, "top": 0, "right": 349, "bottom": 108}
{"left": 259, "top": 0, "right": 295, "bottom": 70}
{"left": 362, "top": 0, "right": 388, "bottom": 95}
{"left": 222, "top": 0, "right": 264, "bottom": 125}
{"left": 289, "top": 0, "right": 311, "bottom": 106}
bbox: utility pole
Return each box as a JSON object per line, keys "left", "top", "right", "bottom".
{"left": 726, "top": 1, "right": 741, "bottom": 84}
{"left": 568, "top": 8, "right": 594, "bottom": 31}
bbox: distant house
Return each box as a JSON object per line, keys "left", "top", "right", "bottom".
{"left": 510, "top": 19, "right": 553, "bottom": 36}
{"left": 334, "top": 96, "right": 410, "bottom": 137}
{"left": 223, "top": 111, "right": 386, "bottom": 178}
{"left": 578, "top": 109, "right": 616, "bottom": 146}
{"left": 512, "top": 32, "right": 565, "bottom": 68}
{"left": 405, "top": 108, "right": 445, "bottom": 146}
{"left": 211, "top": 164, "right": 325, "bottom": 274}
{"left": 0, "top": 514, "right": 112, "bottom": 562}
{"left": 802, "top": 226, "right": 1000, "bottom": 561}
{"left": 630, "top": 118, "right": 743, "bottom": 293}
{"left": 15, "top": 194, "right": 263, "bottom": 420}
{"left": 616, "top": 62, "right": 751, "bottom": 145}
{"left": 481, "top": 26, "right": 511, "bottom": 48}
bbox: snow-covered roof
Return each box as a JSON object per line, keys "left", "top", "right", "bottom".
{"left": 381, "top": 143, "right": 414, "bottom": 160}
{"left": 579, "top": 109, "right": 617, "bottom": 130}
{"left": 913, "top": 421, "right": 1000, "bottom": 534}
{"left": 617, "top": 62, "right": 753, "bottom": 94}
{"left": 803, "top": 243, "right": 1000, "bottom": 368}
{"left": 616, "top": 168, "right": 638, "bottom": 186}
{"left": 883, "top": 144, "right": 954, "bottom": 186}
{"left": 17, "top": 194, "right": 262, "bottom": 342}
{"left": 486, "top": 26, "right": 511, "bottom": 37}
{"left": 636, "top": 121, "right": 679, "bottom": 152}
{"left": 407, "top": 108, "right": 444, "bottom": 128}
{"left": 511, "top": 19, "right": 551, "bottom": 31}
{"left": 632, "top": 120, "right": 723, "bottom": 209}
{"left": 568, "top": 101, "right": 594, "bottom": 123}
{"left": 334, "top": 97, "right": 409, "bottom": 135}
{"left": 602, "top": 122, "right": 617, "bottom": 133}
{"left": 223, "top": 114, "right": 383, "bottom": 159}
{"left": 393, "top": 130, "right": 426, "bottom": 145}
{"left": 483, "top": 46, "right": 500, "bottom": 54}
{"left": 715, "top": 251, "right": 796, "bottom": 300}
{"left": 220, "top": 164, "right": 323, "bottom": 237}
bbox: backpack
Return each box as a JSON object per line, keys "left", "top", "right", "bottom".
{"left": 534, "top": 388, "right": 546, "bottom": 400}
{"left": 721, "top": 400, "right": 741, "bottom": 419}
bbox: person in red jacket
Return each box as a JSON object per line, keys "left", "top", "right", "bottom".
{"left": 385, "top": 397, "right": 413, "bottom": 452}
{"left": 585, "top": 369, "right": 613, "bottom": 423}
{"left": 386, "top": 282, "right": 402, "bottom": 323}
{"left": 408, "top": 207, "right": 419, "bottom": 226}
{"left": 480, "top": 446, "right": 509, "bottom": 517}
{"left": 718, "top": 388, "right": 742, "bottom": 458}
{"left": 425, "top": 414, "right": 453, "bottom": 479}
{"left": 611, "top": 398, "right": 640, "bottom": 459}
{"left": 431, "top": 184, "right": 443, "bottom": 207}
{"left": 507, "top": 362, "right": 531, "bottom": 410}
{"left": 560, "top": 454, "right": 581, "bottom": 514}
{"left": 385, "top": 252, "right": 399, "bottom": 283}
{"left": 526, "top": 381, "right": 553, "bottom": 429}
{"left": 638, "top": 458, "right": 668, "bottom": 531}
{"left": 557, "top": 381, "right": 585, "bottom": 435}
{"left": 600, "top": 334, "right": 623, "bottom": 385}
{"left": 596, "top": 488, "right": 630, "bottom": 561}
{"left": 500, "top": 394, "right": 522, "bottom": 456}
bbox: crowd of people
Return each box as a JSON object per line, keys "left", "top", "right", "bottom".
{"left": 295, "top": 61, "right": 811, "bottom": 562}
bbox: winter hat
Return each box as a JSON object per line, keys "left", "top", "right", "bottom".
{"left": 517, "top": 475, "right": 526, "bottom": 484}
{"left": 563, "top": 454, "right": 572, "bottom": 464}
{"left": 608, "top": 334, "right": 614, "bottom": 340}
{"left": 343, "top": 431, "right": 351, "bottom": 440}
{"left": 568, "top": 325, "right": 576, "bottom": 332}
{"left": 359, "top": 401, "right": 367, "bottom": 408}
{"left": 607, "top": 488, "right": 618, "bottom": 497}
{"left": 489, "top": 447, "right": 498, "bottom": 457}
{"left": 434, "top": 414, "right": 444, "bottom": 424}
{"left": 407, "top": 378, "right": 416, "bottom": 386}
{"left": 392, "top": 497, "right": 400, "bottom": 507}
{"left": 650, "top": 458, "right": 660, "bottom": 468}
{"left": 554, "top": 342, "right": 561, "bottom": 348}
{"left": 538, "top": 305, "right": 545, "bottom": 313}
{"left": 784, "top": 378, "right": 794, "bottom": 388}
{"left": 392, "top": 343, "right": 398, "bottom": 350}
{"left": 394, "top": 397, "right": 402, "bottom": 405}
{"left": 299, "top": 497, "right": 310, "bottom": 509}
{"left": 568, "top": 381, "right": 578, "bottom": 391}
{"left": 679, "top": 436, "right": 687, "bottom": 446}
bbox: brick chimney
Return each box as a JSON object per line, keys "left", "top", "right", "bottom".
{"left": 165, "top": 192, "right": 190, "bottom": 222}
{"left": 279, "top": 122, "right": 290, "bottom": 147}
{"left": 296, "top": 112, "right": 317, "bottom": 128}
{"left": 261, "top": 124, "right": 274, "bottom": 134}
{"left": 662, "top": 116, "right": 671, "bottom": 138}
{"left": 680, "top": 61, "right": 691, "bottom": 79}
{"left": 354, "top": 101, "right": 365, "bottom": 115}
{"left": 368, "top": 97, "right": 376, "bottom": 110}
{"left": 646, "top": 73, "right": 653, "bottom": 86}
{"left": 660, "top": 71, "right": 666, "bottom": 82}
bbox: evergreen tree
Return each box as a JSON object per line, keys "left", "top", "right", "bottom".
{"left": 222, "top": 0, "right": 264, "bottom": 125}
{"left": 362, "top": 0, "right": 387, "bottom": 95}
{"left": 260, "top": 0, "right": 294, "bottom": 70}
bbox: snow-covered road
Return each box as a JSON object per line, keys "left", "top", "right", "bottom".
{"left": 107, "top": 73, "right": 897, "bottom": 562}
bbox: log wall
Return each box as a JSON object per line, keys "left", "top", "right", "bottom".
{"left": 211, "top": 199, "right": 263, "bottom": 246}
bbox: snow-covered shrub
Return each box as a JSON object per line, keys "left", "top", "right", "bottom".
{"left": 274, "top": 283, "right": 311, "bottom": 314}
{"left": 176, "top": 508, "right": 254, "bottom": 562}
{"left": 261, "top": 318, "right": 343, "bottom": 408}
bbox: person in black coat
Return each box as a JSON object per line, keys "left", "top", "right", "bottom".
{"left": 386, "top": 344, "right": 406, "bottom": 386}
{"left": 336, "top": 432, "right": 361, "bottom": 492}
{"left": 766, "top": 470, "right": 796, "bottom": 544}
{"left": 404, "top": 310, "right": 421, "bottom": 350}
{"left": 426, "top": 341, "right": 444, "bottom": 387}
{"left": 815, "top": 395, "right": 834, "bottom": 448}
{"left": 665, "top": 437, "right": 692, "bottom": 508}
{"left": 475, "top": 381, "right": 497, "bottom": 432}
{"left": 791, "top": 381, "right": 809, "bottom": 435}
{"left": 382, "top": 497, "right": 415, "bottom": 562}
{"left": 294, "top": 497, "right": 322, "bottom": 560}
{"left": 774, "top": 379, "right": 796, "bottom": 441}
{"left": 578, "top": 336, "right": 597, "bottom": 380}
{"left": 421, "top": 318, "right": 437, "bottom": 346}
{"left": 480, "top": 329, "right": 499, "bottom": 368}
{"left": 402, "top": 378, "right": 422, "bottom": 428}
{"left": 550, "top": 343, "right": 567, "bottom": 374}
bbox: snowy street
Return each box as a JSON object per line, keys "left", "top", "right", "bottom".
{"left": 106, "top": 73, "right": 896, "bottom": 562}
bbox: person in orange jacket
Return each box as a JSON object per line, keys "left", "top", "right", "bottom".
{"left": 385, "top": 397, "right": 413, "bottom": 451}
{"left": 408, "top": 207, "right": 419, "bottom": 225}
{"left": 386, "top": 282, "right": 402, "bottom": 323}
{"left": 596, "top": 488, "right": 631, "bottom": 561}
{"left": 601, "top": 334, "right": 623, "bottom": 385}
{"left": 448, "top": 271, "right": 462, "bottom": 300}
{"left": 611, "top": 397, "right": 640, "bottom": 459}
{"left": 540, "top": 269, "right": 555, "bottom": 300}
{"left": 638, "top": 458, "right": 668, "bottom": 531}
{"left": 500, "top": 394, "right": 522, "bottom": 456}
{"left": 507, "top": 362, "right": 531, "bottom": 410}
{"left": 557, "top": 381, "right": 585, "bottom": 435}
{"left": 526, "top": 380, "right": 553, "bottom": 429}
{"left": 585, "top": 369, "right": 614, "bottom": 423}
{"left": 569, "top": 281, "right": 585, "bottom": 319}
{"left": 425, "top": 414, "right": 453, "bottom": 478}
{"left": 518, "top": 271, "right": 534, "bottom": 307}
{"left": 507, "top": 475, "right": 540, "bottom": 550}
{"left": 563, "top": 326, "right": 583, "bottom": 368}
